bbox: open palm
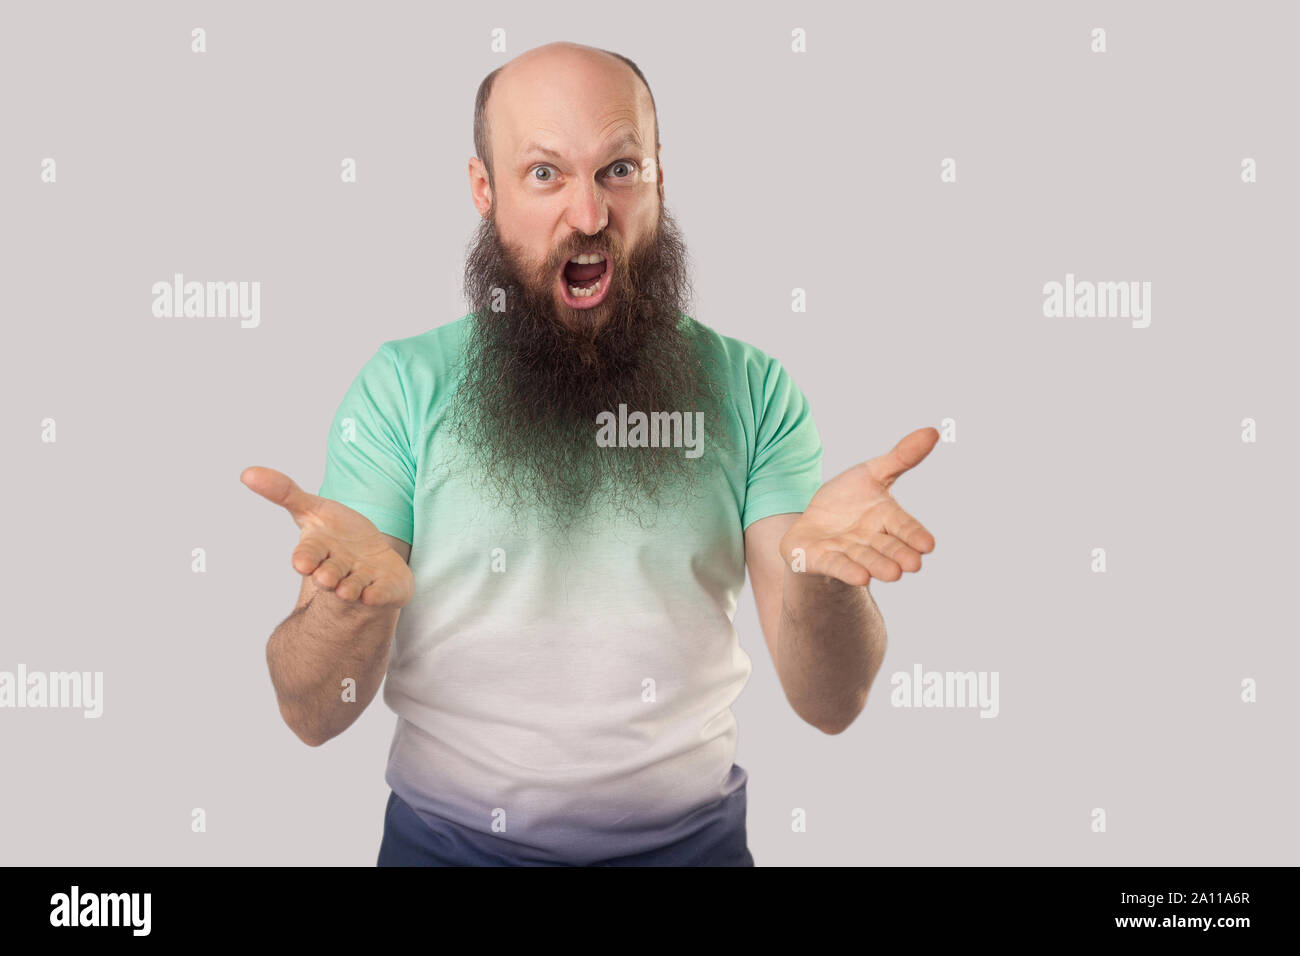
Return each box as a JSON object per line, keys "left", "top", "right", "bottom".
{"left": 778, "top": 427, "right": 938, "bottom": 587}
{"left": 241, "top": 466, "right": 414, "bottom": 607}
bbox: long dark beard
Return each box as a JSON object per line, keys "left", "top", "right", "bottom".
{"left": 448, "top": 202, "right": 728, "bottom": 532}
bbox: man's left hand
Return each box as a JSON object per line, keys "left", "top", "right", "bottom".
{"left": 778, "top": 426, "right": 939, "bottom": 586}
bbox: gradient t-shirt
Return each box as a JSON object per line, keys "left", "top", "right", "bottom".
{"left": 318, "top": 313, "right": 822, "bottom": 864}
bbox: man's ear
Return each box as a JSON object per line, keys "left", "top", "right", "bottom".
{"left": 656, "top": 143, "right": 665, "bottom": 203}
{"left": 469, "top": 156, "right": 493, "bottom": 217}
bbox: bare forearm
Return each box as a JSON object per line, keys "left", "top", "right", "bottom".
{"left": 266, "top": 586, "right": 400, "bottom": 746}
{"left": 776, "top": 566, "right": 886, "bottom": 734}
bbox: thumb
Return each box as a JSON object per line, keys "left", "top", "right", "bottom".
{"left": 240, "top": 466, "right": 319, "bottom": 521}
{"left": 866, "top": 427, "right": 940, "bottom": 487}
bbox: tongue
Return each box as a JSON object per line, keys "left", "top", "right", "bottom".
{"left": 564, "top": 261, "right": 606, "bottom": 282}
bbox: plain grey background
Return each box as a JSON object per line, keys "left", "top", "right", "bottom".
{"left": 2, "top": 0, "right": 1296, "bottom": 865}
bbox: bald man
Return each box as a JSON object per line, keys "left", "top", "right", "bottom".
{"left": 242, "top": 41, "right": 938, "bottom": 867}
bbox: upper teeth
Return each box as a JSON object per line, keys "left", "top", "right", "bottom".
{"left": 568, "top": 253, "right": 606, "bottom": 264}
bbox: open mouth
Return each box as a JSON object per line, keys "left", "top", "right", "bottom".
{"left": 558, "top": 250, "right": 612, "bottom": 309}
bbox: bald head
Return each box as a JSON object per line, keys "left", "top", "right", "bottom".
{"left": 473, "top": 42, "right": 659, "bottom": 187}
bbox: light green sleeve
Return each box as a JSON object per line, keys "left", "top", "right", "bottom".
{"left": 317, "top": 344, "right": 417, "bottom": 544}
{"left": 742, "top": 357, "right": 824, "bottom": 529}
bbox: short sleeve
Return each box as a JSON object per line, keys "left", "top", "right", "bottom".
{"left": 742, "top": 358, "right": 823, "bottom": 529}
{"left": 317, "top": 344, "right": 416, "bottom": 544}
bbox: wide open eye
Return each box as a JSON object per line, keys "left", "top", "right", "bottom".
{"left": 531, "top": 165, "right": 556, "bottom": 182}
{"left": 608, "top": 160, "right": 637, "bottom": 180}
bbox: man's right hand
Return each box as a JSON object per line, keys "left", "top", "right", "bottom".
{"left": 240, "top": 466, "right": 415, "bottom": 609}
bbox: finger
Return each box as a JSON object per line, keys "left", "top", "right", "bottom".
{"left": 881, "top": 504, "right": 935, "bottom": 554}
{"left": 291, "top": 534, "right": 330, "bottom": 576}
{"left": 843, "top": 542, "right": 903, "bottom": 582}
{"left": 358, "top": 577, "right": 390, "bottom": 607}
{"left": 864, "top": 427, "right": 940, "bottom": 487}
{"left": 865, "top": 530, "right": 924, "bottom": 572}
{"left": 240, "top": 466, "right": 319, "bottom": 522}
{"left": 312, "top": 554, "right": 351, "bottom": 590}
{"left": 334, "top": 570, "right": 369, "bottom": 602}
{"left": 817, "top": 550, "right": 872, "bottom": 587}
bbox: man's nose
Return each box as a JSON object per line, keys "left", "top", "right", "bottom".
{"left": 563, "top": 179, "right": 608, "bottom": 235}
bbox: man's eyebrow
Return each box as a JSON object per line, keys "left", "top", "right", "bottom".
{"left": 519, "top": 132, "right": 647, "bottom": 165}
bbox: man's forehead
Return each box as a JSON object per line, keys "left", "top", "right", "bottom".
{"left": 491, "top": 51, "right": 655, "bottom": 160}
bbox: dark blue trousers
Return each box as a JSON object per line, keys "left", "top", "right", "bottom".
{"left": 377, "top": 774, "right": 755, "bottom": 867}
